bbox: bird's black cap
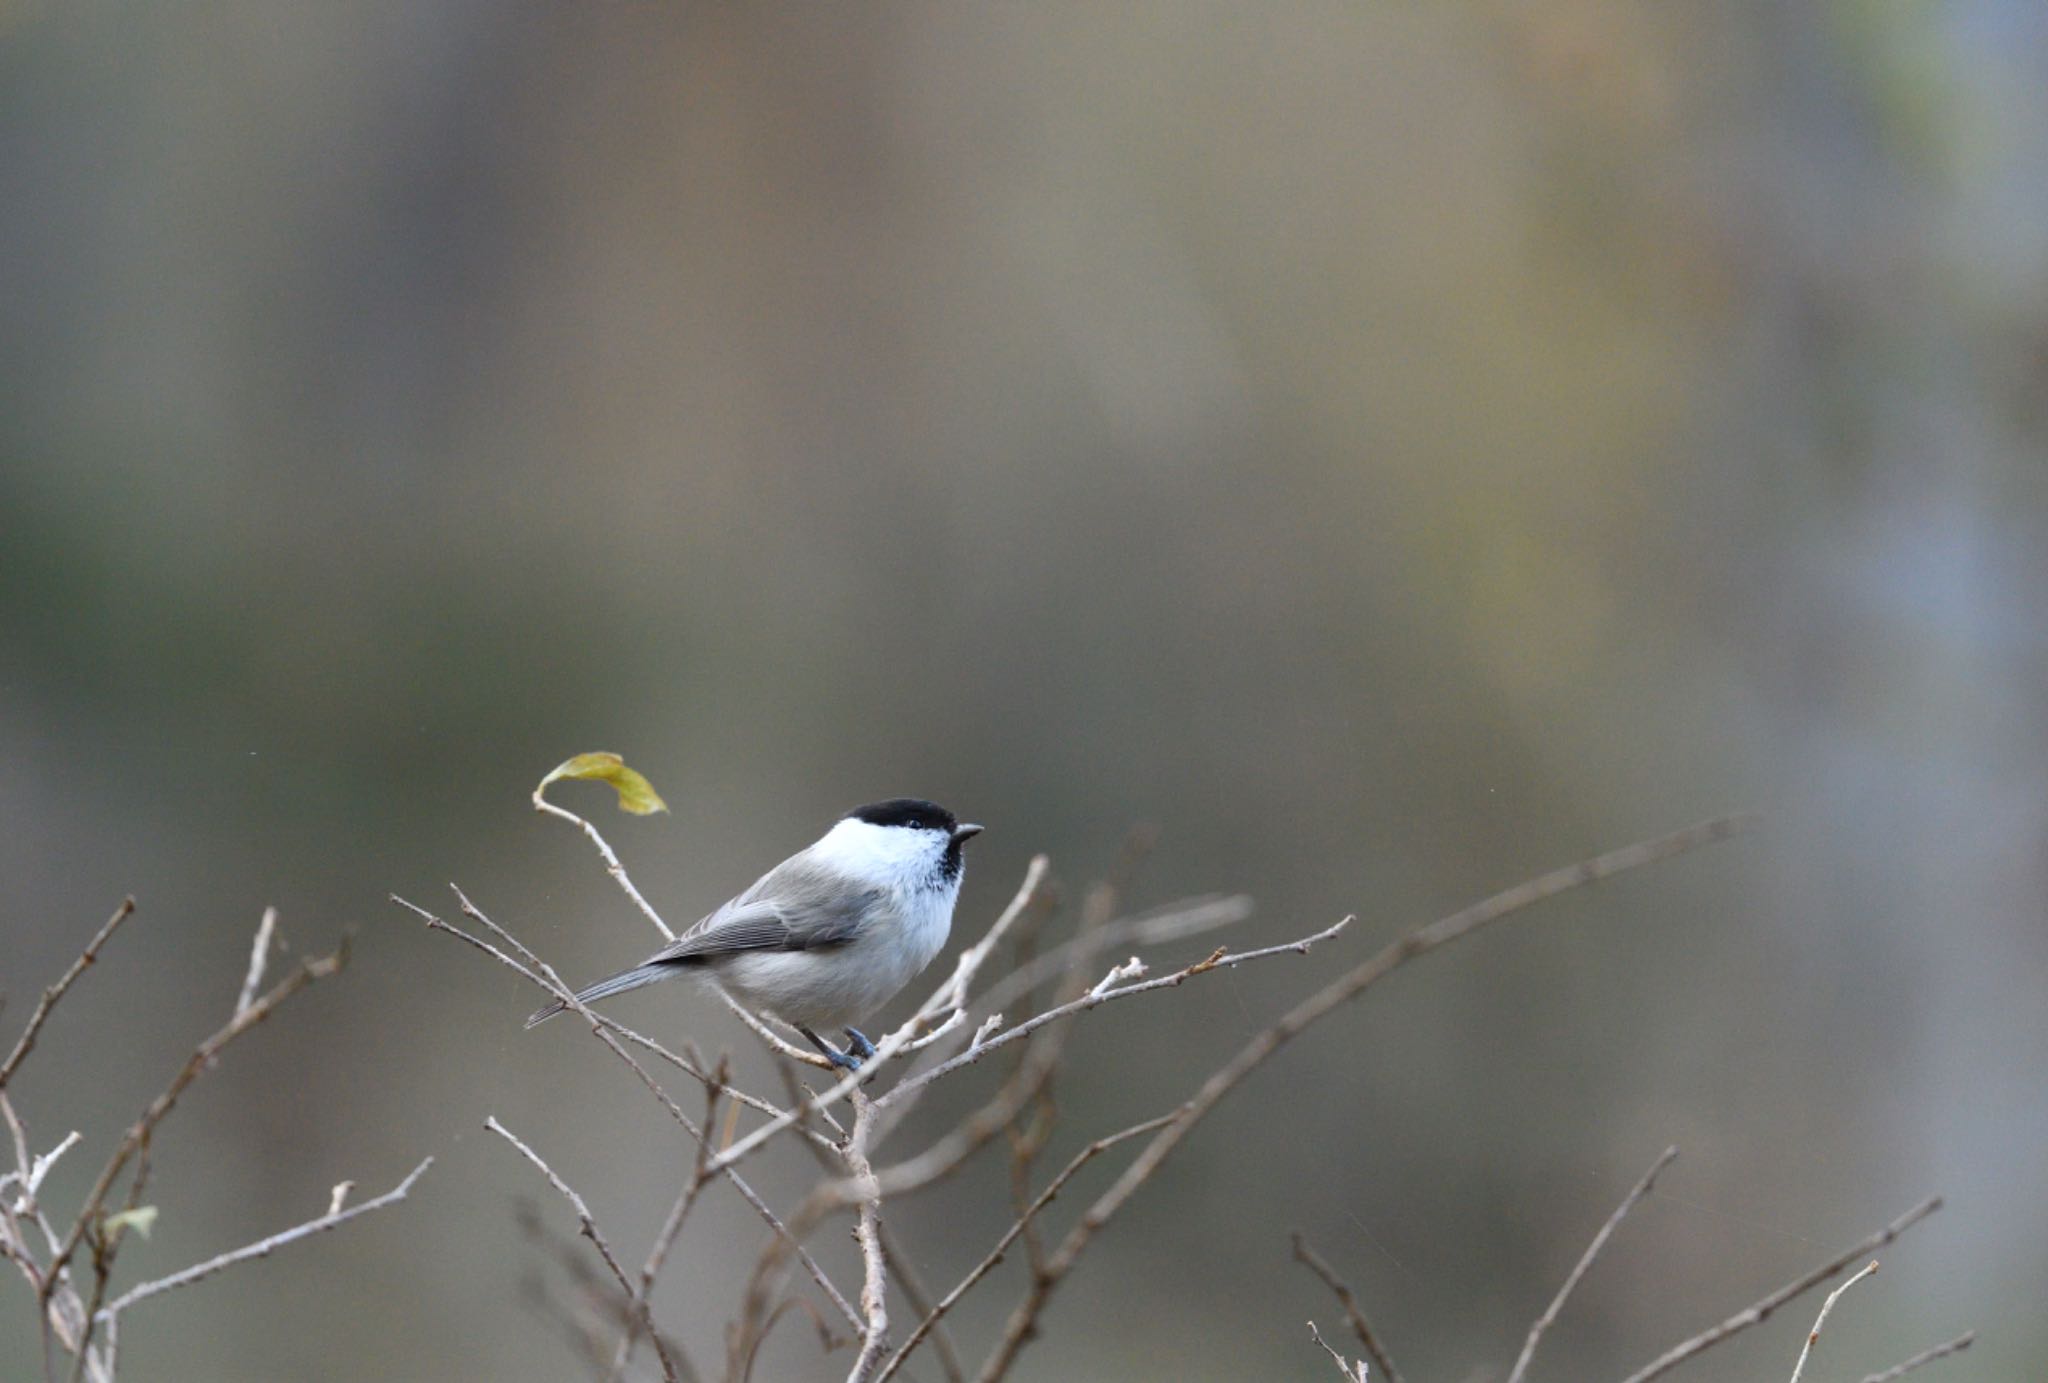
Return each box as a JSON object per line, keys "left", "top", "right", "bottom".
{"left": 846, "top": 798, "right": 957, "bottom": 833}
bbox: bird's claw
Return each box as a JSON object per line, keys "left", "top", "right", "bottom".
{"left": 800, "top": 1024, "right": 869, "bottom": 1071}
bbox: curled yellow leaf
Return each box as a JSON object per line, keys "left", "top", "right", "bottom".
{"left": 103, "top": 1206, "right": 158, "bottom": 1240}
{"left": 534, "top": 752, "right": 669, "bottom": 816}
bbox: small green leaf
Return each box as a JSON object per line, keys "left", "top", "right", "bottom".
{"left": 535, "top": 753, "right": 669, "bottom": 816}
{"left": 103, "top": 1206, "right": 158, "bottom": 1240}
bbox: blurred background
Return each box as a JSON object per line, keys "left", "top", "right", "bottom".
{"left": 4, "top": 2, "right": 2045, "bottom": 1379}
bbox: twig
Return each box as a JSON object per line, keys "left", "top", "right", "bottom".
{"left": 456, "top": 891, "right": 860, "bottom": 1329}
{"left": 921, "top": 856, "right": 1053, "bottom": 1020}
{"left": 867, "top": 861, "right": 1065, "bottom": 1150}
{"left": 11, "top": 1132, "right": 84, "bottom": 1208}
{"left": 1504, "top": 1144, "right": 1678, "bottom": 1383}
{"left": 606, "top": 1071, "right": 730, "bottom": 1383}
{"left": 1858, "top": 1332, "right": 1975, "bottom": 1383}
{"left": 900, "top": 1008, "right": 966, "bottom": 1054}
{"left": 856, "top": 921, "right": 1348, "bottom": 1209}
{"left": 972, "top": 895, "right": 1254, "bottom": 1022}
{"left": 398, "top": 893, "right": 859, "bottom": 1333}
{"left": 0, "top": 899, "right": 137, "bottom": 1093}
{"left": 234, "top": 908, "right": 279, "bottom": 1017}
{"left": 874, "top": 1113, "right": 1174, "bottom": 1383}
{"left": 392, "top": 894, "right": 824, "bottom": 1145}
{"left": 485, "top": 1119, "right": 635, "bottom": 1296}
{"left": 875, "top": 1220, "right": 963, "bottom": 1383}
{"left": 532, "top": 787, "right": 675, "bottom": 942}
{"left": 95, "top": 1159, "right": 432, "bottom": 1320}
{"left": 485, "top": 1119, "right": 689, "bottom": 1383}
{"left": 880, "top": 918, "right": 1353, "bottom": 1115}
{"left": 41, "top": 941, "right": 352, "bottom": 1313}
{"left": 720, "top": 992, "right": 833, "bottom": 1071}
{"left": 1787, "top": 1259, "right": 1878, "bottom": 1383}
{"left": 1307, "top": 1321, "right": 1368, "bottom": 1382}
{"left": 975, "top": 815, "right": 1753, "bottom": 1382}
{"left": 844, "top": 1095, "right": 891, "bottom": 1383}
{"left": 1618, "top": 1196, "right": 1941, "bottom": 1383}
{"left": 1291, "top": 1233, "right": 1402, "bottom": 1383}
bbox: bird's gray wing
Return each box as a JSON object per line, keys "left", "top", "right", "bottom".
{"left": 647, "top": 856, "right": 878, "bottom": 964}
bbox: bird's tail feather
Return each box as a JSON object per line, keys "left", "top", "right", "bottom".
{"left": 524, "top": 962, "right": 672, "bottom": 1029}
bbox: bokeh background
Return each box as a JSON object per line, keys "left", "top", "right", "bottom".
{"left": 4, "top": 3, "right": 2046, "bottom": 1379}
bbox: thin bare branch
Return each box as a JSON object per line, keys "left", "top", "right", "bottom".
{"left": 485, "top": 1119, "right": 689, "bottom": 1383}
{"left": 485, "top": 1119, "right": 635, "bottom": 1296}
{"left": 1504, "top": 1144, "right": 1678, "bottom": 1383}
{"left": 855, "top": 919, "right": 1346, "bottom": 1211}
{"left": 607, "top": 1070, "right": 730, "bottom": 1383}
{"left": 532, "top": 788, "right": 675, "bottom": 941}
{"left": 96, "top": 1159, "right": 432, "bottom": 1320}
{"left": 391, "top": 895, "right": 818, "bottom": 1142}
{"left": 10, "top": 1132, "right": 84, "bottom": 1207}
{"left": 874, "top": 1112, "right": 1174, "bottom": 1383}
{"left": 973, "top": 895, "right": 1254, "bottom": 1022}
{"left": 1307, "top": 1322, "right": 1368, "bottom": 1382}
{"left": 400, "top": 893, "right": 859, "bottom": 1334}
{"left": 881, "top": 918, "right": 1353, "bottom": 1115}
{"left": 1618, "top": 1196, "right": 1941, "bottom": 1383}
{"left": 720, "top": 992, "right": 833, "bottom": 1070}
{"left": 975, "top": 815, "right": 1753, "bottom": 1383}
{"left": 1291, "top": 1233, "right": 1402, "bottom": 1383}
{"left": 867, "top": 862, "right": 1073, "bottom": 1153}
{"left": 0, "top": 899, "right": 137, "bottom": 1093}
{"left": 234, "top": 908, "right": 279, "bottom": 1017}
{"left": 1858, "top": 1332, "right": 1975, "bottom": 1383}
{"left": 844, "top": 1095, "right": 890, "bottom": 1383}
{"left": 42, "top": 940, "right": 352, "bottom": 1308}
{"left": 900, "top": 1008, "right": 966, "bottom": 1054}
{"left": 1788, "top": 1259, "right": 1878, "bottom": 1383}
{"left": 922, "top": 856, "right": 1053, "bottom": 1019}
{"left": 876, "top": 1220, "right": 964, "bottom": 1383}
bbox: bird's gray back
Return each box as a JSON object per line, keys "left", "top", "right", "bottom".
{"left": 654, "top": 852, "right": 881, "bottom": 963}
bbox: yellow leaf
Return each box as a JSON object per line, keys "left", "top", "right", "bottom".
{"left": 535, "top": 752, "right": 669, "bottom": 816}
{"left": 103, "top": 1206, "right": 158, "bottom": 1240}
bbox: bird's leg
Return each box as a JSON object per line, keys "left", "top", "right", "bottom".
{"left": 842, "top": 1028, "right": 877, "bottom": 1061}
{"left": 798, "top": 1025, "right": 862, "bottom": 1071}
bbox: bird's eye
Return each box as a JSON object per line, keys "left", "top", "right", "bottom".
{"left": 906, "top": 819, "right": 922, "bottom": 830}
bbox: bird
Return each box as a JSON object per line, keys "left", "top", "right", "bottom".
{"left": 526, "top": 798, "right": 983, "bottom": 1070}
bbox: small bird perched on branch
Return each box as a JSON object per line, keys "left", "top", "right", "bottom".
{"left": 527, "top": 799, "right": 982, "bottom": 1070}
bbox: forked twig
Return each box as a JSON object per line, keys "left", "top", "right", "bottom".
{"left": 391, "top": 894, "right": 828, "bottom": 1146}
{"left": 1291, "top": 1233, "right": 1402, "bottom": 1383}
{"left": 96, "top": 1159, "right": 432, "bottom": 1320}
{"left": 484, "top": 1117, "right": 693, "bottom": 1383}
{"left": 874, "top": 1112, "right": 1175, "bottom": 1383}
{"left": 1618, "top": 1196, "right": 1941, "bottom": 1383}
{"left": 1307, "top": 1321, "right": 1368, "bottom": 1381}
{"left": 976, "top": 815, "right": 1753, "bottom": 1382}
{"left": 42, "top": 942, "right": 355, "bottom": 1311}
{"left": 396, "top": 892, "right": 860, "bottom": 1334}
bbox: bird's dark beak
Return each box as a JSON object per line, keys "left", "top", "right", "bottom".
{"left": 951, "top": 823, "right": 984, "bottom": 845}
